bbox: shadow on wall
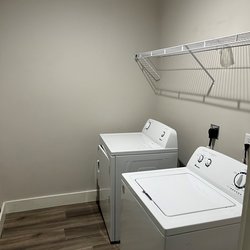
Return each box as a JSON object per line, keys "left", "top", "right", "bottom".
{"left": 137, "top": 45, "right": 250, "bottom": 113}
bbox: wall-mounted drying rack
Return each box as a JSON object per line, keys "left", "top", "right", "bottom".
{"left": 135, "top": 31, "right": 250, "bottom": 112}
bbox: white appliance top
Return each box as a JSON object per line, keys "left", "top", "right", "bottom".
{"left": 100, "top": 133, "right": 165, "bottom": 155}
{"left": 122, "top": 147, "right": 247, "bottom": 236}
{"left": 100, "top": 119, "right": 177, "bottom": 156}
{"left": 136, "top": 173, "right": 235, "bottom": 217}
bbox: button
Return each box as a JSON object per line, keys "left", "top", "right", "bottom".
{"left": 205, "top": 158, "right": 212, "bottom": 167}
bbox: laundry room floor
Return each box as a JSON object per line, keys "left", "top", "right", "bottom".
{"left": 0, "top": 202, "right": 119, "bottom": 250}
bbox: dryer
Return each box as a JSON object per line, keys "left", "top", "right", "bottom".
{"left": 96, "top": 119, "right": 178, "bottom": 242}
{"left": 121, "top": 146, "right": 247, "bottom": 250}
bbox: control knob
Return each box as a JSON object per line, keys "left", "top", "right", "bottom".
{"left": 145, "top": 121, "right": 151, "bottom": 130}
{"left": 234, "top": 172, "right": 247, "bottom": 189}
{"left": 198, "top": 154, "right": 204, "bottom": 163}
{"left": 205, "top": 158, "right": 212, "bottom": 167}
{"left": 161, "top": 131, "right": 166, "bottom": 137}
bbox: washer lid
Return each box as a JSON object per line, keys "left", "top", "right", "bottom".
{"left": 136, "top": 173, "right": 235, "bottom": 217}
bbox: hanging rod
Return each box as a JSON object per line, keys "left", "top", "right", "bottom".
{"left": 135, "top": 31, "right": 250, "bottom": 59}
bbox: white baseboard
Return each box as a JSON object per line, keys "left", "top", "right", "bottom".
{"left": 0, "top": 189, "right": 97, "bottom": 237}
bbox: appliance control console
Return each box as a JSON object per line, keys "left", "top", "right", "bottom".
{"left": 142, "top": 119, "right": 177, "bottom": 149}
{"left": 188, "top": 147, "right": 247, "bottom": 203}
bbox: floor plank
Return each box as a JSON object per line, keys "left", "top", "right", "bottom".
{"left": 0, "top": 202, "right": 119, "bottom": 250}
{"left": 0, "top": 229, "right": 66, "bottom": 249}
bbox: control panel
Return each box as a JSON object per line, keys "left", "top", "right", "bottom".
{"left": 188, "top": 147, "right": 247, "bottom": 203}
{"left": 142, "top": 119, "right": 177, "bottom": 149}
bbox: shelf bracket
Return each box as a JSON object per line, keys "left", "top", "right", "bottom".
{"left": 184, "top": 45, "right": 215, "bottom": 96}
{"left": 135, "top": 56, "right": 160, "bottom": 81}
{"left": 135, "top": 58, "right": 159, "bottom": 94}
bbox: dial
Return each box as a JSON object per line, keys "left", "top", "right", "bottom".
{"left": 205, "top": 158, "right": 212, "bottom": 167}
{"left": 234, "top": 172, "right": 247, "bottom": 189}
{"left": 198, "top": 154, "right": 204, "bottom": 163}
{"left": 161, "top": 131, "right": 166, "bottom": 137}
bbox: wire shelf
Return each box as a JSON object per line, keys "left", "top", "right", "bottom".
{"left": 135, "top": 31, "right": 250, "bottom": 112}
{"left": 136, "top": 31, "right": 250, "bottom": 59}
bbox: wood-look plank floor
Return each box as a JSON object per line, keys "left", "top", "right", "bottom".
{"left": 0, "top": 202, "right": 120, "bottom": 250}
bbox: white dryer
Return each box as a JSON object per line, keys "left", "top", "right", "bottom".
{"left": 121, "top": 147, "right": 247, "bottom": 250}
{"left": 96, "top": 119, "right": 178, "bottom": 243}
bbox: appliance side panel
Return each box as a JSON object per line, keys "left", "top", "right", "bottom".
{"left": 166, "top": 223, "right": 240, "bottom": 250}
{"left": 96, "top": 144, "right": 116, "bottom": 241}
{"left": 120, "top": 180, "right": 164, "bottom": 250}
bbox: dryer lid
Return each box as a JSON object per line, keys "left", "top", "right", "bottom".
{"left": 136, "top": 173, "right": 235, "bottom": 217}
{"left": 100, "top": 133, "right": 175, "bottom": 155}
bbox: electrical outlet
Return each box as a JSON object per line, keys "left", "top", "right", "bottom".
{"left": 244, "top": 133, "right": 250, "bottom": 145}
{"left": 210, "top": 124, "right": 220, "bottom": 139}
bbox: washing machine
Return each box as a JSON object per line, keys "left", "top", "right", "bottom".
{"left": 96, "top": 119, "right": 178, "bottom": 243}
{"left": 121, "top": 146, "right": 247, "bottom": 250}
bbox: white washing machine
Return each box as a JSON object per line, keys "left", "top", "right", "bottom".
{"left": 96, "top": 119, "right": 178, "bottom": 243}
{"left": 121, "top": 147, "right": 247, "bottom": 250}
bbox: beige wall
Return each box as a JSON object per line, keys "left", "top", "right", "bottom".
{"left": 1, "top": 0, "right": 249, "bottom": 208}
{"left": 0, "top": 0, "right": 160, "bottom": 205}
{"left": 156, "top": 0, "right": 250, "bottom": 164}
